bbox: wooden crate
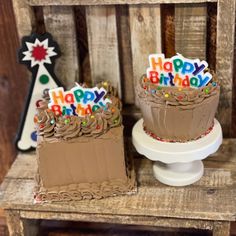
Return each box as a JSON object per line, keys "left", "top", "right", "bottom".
{"left": 12, "top": 0, "right": 235, "bottom": 138}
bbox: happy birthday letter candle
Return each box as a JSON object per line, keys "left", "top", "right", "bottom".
{"left": 146, "top": 54, "right": 212, "bottom": 88}
{"left": 48, "top": 83, "right": 111, "bottom": 117}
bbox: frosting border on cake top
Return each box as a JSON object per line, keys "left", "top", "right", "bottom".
{"left": 137, "top": 73, "right": 220, "bottom": 108}
{"left": 35, "top": 82, "right": 123, "bottom": 140}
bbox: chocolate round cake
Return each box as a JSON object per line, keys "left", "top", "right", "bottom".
{"left": 137, "top": 54, "right": 220, "bottom": 142}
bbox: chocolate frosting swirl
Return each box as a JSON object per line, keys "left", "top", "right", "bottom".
{"left": 55, "top": 116, "right": 82, "bottom": 139}
{"left": 37, "top": 102, "right": 57, "bottom": 138}
{"left": 137, "top": 74, "right": 220, "bottom": 108}
{"left": 97, "top": 81, "right": 118, "bottom": 97}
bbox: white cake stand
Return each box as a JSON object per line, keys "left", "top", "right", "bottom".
{"left": 132, "top": 119, "right": 222, "bottom": 186}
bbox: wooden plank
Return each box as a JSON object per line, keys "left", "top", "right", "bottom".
{"left": 5, "top": 153, "right": 36, "bottom": 180}
{"left": 86, "top": 6, "right": 121, "bottom": 97}
{"left": 206, "top": 3, "right": 217, "bottom": 71}
{"left": 5, "top": 210, "right": 24, "bottom": 236}
{"left": 43, "top": 6, "right": 80, "bottom": 89}
{"left": 19, "top": 210, "right": 214, "bottom": 230}
{"left": 12, "top": 0, "right": 35, "bottom": 39}
{"left": 161, "top": 4, "right": 175, "bottom": 57}
{"left": 233, "top": 11, "right": 236, "bottom": 139}
{"left": 0, "top": 209, "right": 7, "bottom": 236}
{"left": 5, "top": 210, "right": 39, "bottom": 236}
{"left": 212, "top": 221, "right": 231, "bottom": 236}
{"left": 0, "top": 0, "right": 29, "bottom": 183}
{"left": 129, "top": 4, "right": 162, "bottom": 106}
{"left": 74, "top": 6, "right": 92, "bottom": 84}
{"left": 208, "top": 139, "right": 236, "bottom": 162}
{"left": 116, "top": 6, "right": 135, "bottom": 104}
{"left": 231, "top": 222, "right": 236, "bottom": 236}
{"left": 175, "top": 3, "right": 207, "bottom": 60}
{"left": 1, "top": 172, "right": 236, "bottom": 221}
{"left": 34, "top": 7, "right": 46, "bottom": 34}
{"left": 216, "top": 0, "right": 236, "bottom": 137}
{"left": 29, "top": 0, "right": 218, "bottom": 6}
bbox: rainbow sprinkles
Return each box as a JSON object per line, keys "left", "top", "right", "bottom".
{"left": 147, "top": 54, "right": 212, "bottom": 88}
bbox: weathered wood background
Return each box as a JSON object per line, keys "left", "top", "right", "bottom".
{"left": 11, "top": 1, "right": 235, "bottom": 134}
{"left": 0, "top": 0, "right": 236, "bottom": 235}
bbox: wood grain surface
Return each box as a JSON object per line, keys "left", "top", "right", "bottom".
{"left": 43, "top": 6, "right": 80, "bottom": 89}
{"left": 12, "top": 0, "right": 35, "bottom": 39}
{"left": 161, "top": 4, "right": 175, "bottom": 57}
{"left": 232, "top": 6, "right": 236, "bottom": 139}
{"left": 86, "top": 5, "right": 121, "bottom": 97}
{"left": 175, "top": 3, "right": 207, "bottom": 60}
{"left": 215, "top": 0, "right": 236, "bottom": 138}
{"left": 116, "top": 6, "right": 135, "bottom": 104}
{"left": 74, "top": 6, "right": 92, "bottom": 85}
{"left": 212, "top": 222, "right": 231, "bottom": 236}
{"left": 28, "top": 0, "right": 217, "bottom": 6}
{"left": 206, "top": 3, "right": 217, "bottom": 71}
{"left": 0, "top": 0, "right": 28, "bottom": 183}
{"left": 129, "top": 4, "right": 162, "bottom": 106}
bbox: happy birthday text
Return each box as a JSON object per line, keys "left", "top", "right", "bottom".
{"left": 48, "top": 84, "right": 111, "bottom": 117}
{"left": 146, "top": 54, "right": 212, "bottom": 88}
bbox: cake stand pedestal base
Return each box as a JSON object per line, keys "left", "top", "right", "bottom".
{"left": 132, "top": 119, "right": 222, "bottom": 186}
{"left": 153, "top": 160, "right": 204, "bottom": 186}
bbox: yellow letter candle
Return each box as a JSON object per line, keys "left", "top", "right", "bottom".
{"left": 146, "top": 54, "right": 212, "bottom": 88}
{"left": 48, "top": 83, "right": 111, "bottom": 117}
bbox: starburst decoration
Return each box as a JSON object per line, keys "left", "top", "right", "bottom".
{"left": 22, "top": 38, "right": 57, "bottom": 67}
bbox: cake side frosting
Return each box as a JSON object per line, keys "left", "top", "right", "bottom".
{"left": 35, "top": 152, "right": 136, "bottom": 203}
{"left": 36, "top": 126, "right": 127, "bottom": 187}
{"left": 35, "top": 127, "right": 136, "bottom": 203}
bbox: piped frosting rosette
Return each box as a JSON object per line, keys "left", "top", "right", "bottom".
{"left": 34, "top": 82, "right": 122, "bottom": 140}
{"left": 138, "top": 73, "right": 219, "bottom": 108}
{"left": 36, "top": 101, "right": 57, "bottom": 138}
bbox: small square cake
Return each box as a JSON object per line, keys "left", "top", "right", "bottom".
{"left": 34, "top": 82, "right": 136, "bottom": 202}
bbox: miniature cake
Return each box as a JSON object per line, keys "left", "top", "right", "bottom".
{"left": 34, "top": 82, "right": 136, "bottom": 202}
{"left": 137, "top": 54, "right": 220, "bottom": 142}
